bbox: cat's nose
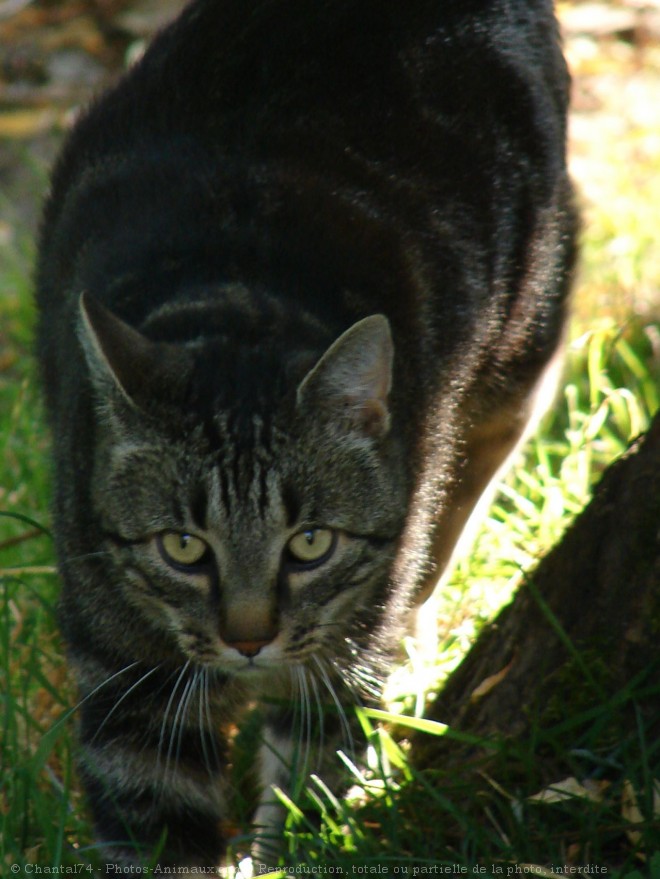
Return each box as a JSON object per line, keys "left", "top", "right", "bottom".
{"left": 227, "top": 638, "right": 273, "bottom": 658}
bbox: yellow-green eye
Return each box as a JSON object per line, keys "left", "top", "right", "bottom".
{"left": 158, "top": 532, "right": 210, "bottom": 569}
{"left": 286, "top": 528, "right": 336, "bottom": 567}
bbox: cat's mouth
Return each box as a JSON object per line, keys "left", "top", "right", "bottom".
{"left": 189, "top": 637, "right": 325, "bottom": 677}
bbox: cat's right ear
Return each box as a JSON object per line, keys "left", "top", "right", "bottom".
{"left": 296, "top": 314, "right": 394, "bottom": 439}
{"left": 77, "top": 292, "right": 193, "bottom": 411}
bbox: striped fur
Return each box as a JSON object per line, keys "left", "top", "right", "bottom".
{"left": 36, "top": 0, "right": 576, "bottom": 871}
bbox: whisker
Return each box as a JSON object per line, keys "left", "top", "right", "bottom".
{"left": 172, "top": 667, "right": 199, "bottom": 779}
{"left": 291, "top": 665, "right": 305, "bottom": 781}
{"left": 157, "top": 660, "right": 190, "bottom": 787}
{"left": 298, "top": 664, "right": 312, "bottom": 781}
{"left": 197, "top": 668, "right": 215, "bottom": 779}
{"left": 47, "top": 661, "right": 142, "bottom": 736}
{"left": 89, "top": 664, "right": 162, "bottom": 745}
{"left": 340, "top": 657, "right": 382, "bottom": 702}
{"left": 203, "top": 667, "right": 222, "bottom": 770}
{"left": 313, "top": 655, "right": 355, "bottom": 760}
{"left": 330, "top": 636, "right": 384, "bottom": 702}
{"left": 307, "top": 664, "right": 325, "bottom": 766}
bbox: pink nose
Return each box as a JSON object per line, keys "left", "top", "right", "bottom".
{"left": 226, "top": 639, "right": 272, "bottom": 658}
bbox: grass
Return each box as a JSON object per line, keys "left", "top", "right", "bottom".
{"left": 1, "top": 21, "right": 659, "bottom": 877}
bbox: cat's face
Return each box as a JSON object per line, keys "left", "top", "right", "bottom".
{"left": 79, "top": 295, "right": 407, "bottom": 679}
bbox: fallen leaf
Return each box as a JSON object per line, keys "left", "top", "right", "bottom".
{"left": 470, "top": 658, "right": 514, "bottom": 701}
{"left": 622, "top": 778, "right": 660, "bottom": 846}
{"left": 528, "top": 775, "right": 608, "bottom": 805}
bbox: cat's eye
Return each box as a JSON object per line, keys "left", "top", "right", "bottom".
{"left": 158, "top": 531, "right": 210, "bottom": 569}
{"left": 286, "top": 528, "right": 336, "bottom": 568}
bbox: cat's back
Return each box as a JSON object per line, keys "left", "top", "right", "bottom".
{"left": 37, "top": 0, "right": 574, "bottom": 424}
{"left": 39, "top": 0, "right": 569, "bottom": 238}
{"left": 108, "top": 0, "right": 568, "bottom": 135}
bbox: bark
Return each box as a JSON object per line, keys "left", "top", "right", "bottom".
{"left": 415, "top": 409, "right": 660, "bottom": 769}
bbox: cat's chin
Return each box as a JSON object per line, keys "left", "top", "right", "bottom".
{"left": 229, "top": 661, "right": 274, "bottom": 677}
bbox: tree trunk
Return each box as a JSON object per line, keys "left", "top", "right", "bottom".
{"left": 415, "top": 410, "right": 660, "bottom": 768}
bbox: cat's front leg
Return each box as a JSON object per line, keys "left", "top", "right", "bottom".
{"left": 251, "top": 683, "right": 367, "bottom": 869}
{"left": 250, "top": 725, "right": 294, "bottom": 869}
{"left": 74, "top": 658, "right": 228, "bottom": 872}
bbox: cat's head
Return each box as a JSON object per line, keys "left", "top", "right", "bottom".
{"left": 77, "top": 293, "right": 407, "bottom": 683}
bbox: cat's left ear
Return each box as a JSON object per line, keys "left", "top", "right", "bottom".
{"left": 77, "top": 292, "right": 193, "bottom": 410}
{"left": 297, "top": 315, "right": 393, "bottom": 438}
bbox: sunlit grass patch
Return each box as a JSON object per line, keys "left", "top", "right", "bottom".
{"left": 384, "top": 316, "right": 659, "bottom": 721}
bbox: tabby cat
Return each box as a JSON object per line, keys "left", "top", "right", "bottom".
{"left": 36, "top": 0, "right": 577, "bottom": 870}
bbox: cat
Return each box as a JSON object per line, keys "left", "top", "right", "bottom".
{"left": 35, "top": 0, "right": 577, "bottom": 871}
